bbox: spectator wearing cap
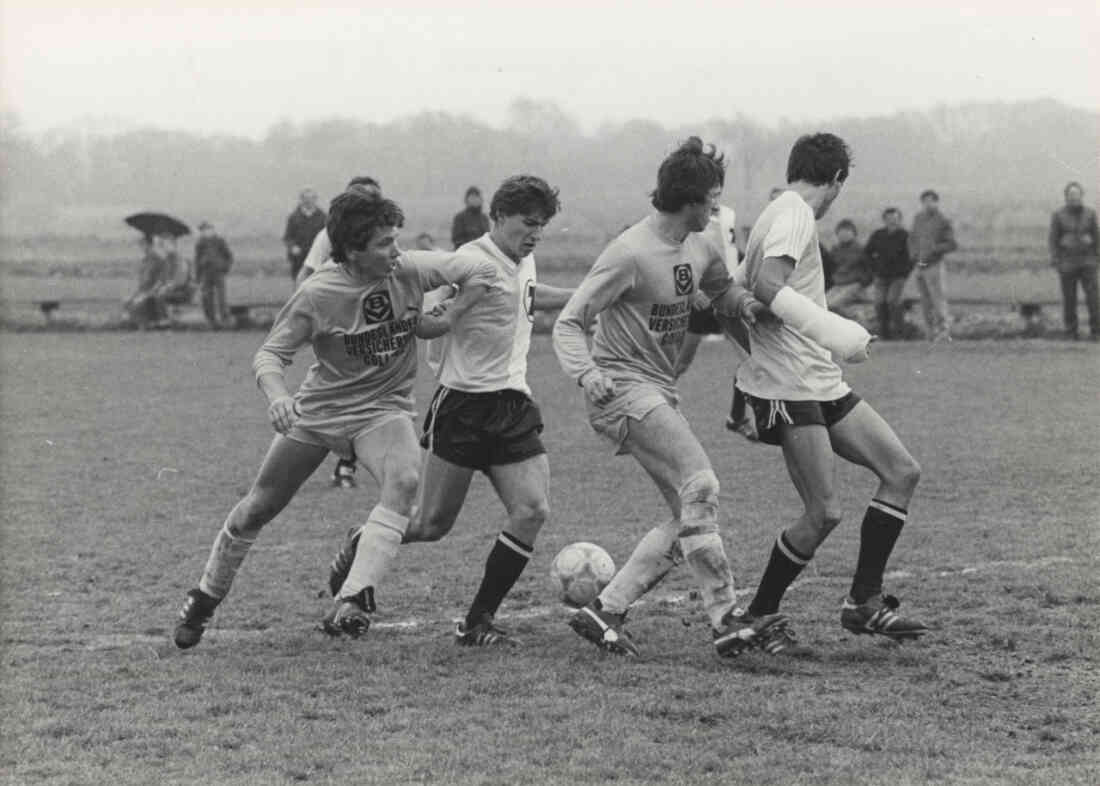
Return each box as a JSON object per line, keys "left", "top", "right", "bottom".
{"left": 1049, "top": 181, "right": 1099, "bottom": 341}
{"left": 825, "top": 219, "right": 870, "bottom": 318}
{"left": 864, "top": 207, "right": 913, "bottom": 340}
{"left": 194, "top": 221, "right": 234, "bottom": 329}
{"left": 451, "top": 186, "right": 491, "bottom": 250}
{"left": 908, "top": 189, "right": 958, "bottom": 341}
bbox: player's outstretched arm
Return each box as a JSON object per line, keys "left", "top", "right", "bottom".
{"left": 553, "top": 251, "right": 634, "bottom": 404}
{"left": 755, "top": 255, "right": 872, "bottom": 363}
{"left": 531, "top": 284, "right": 574, "bottom": 311}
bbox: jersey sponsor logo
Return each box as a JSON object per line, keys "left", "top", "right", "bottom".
{"left": 673, "top": 263, "right": 694, "bottom": 296}
{"left": 648, "top": 300, "right": 690, "bottom": 345}
{"left": 343, "top": 314, "right": 419, "bottom": 367}
{"left": 362, "top": 291, "right": 394, "bottom": 323}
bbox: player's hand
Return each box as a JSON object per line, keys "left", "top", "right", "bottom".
{"left": 268, "top": 396, "right": 300, "bottom": 434}
{"left": 580, "top": 370, "right": 617, "bottom": 406}
{"left": 743, "top": 298, "right": 781, "bottom": 328}
{"left": 426, "top": 299, "right": 451, "bottom": 318}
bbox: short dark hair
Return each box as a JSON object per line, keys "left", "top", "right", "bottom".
{"left": 882, "top": 207, "right": 901, "bottom": 219}
{"left": 1064, "top": 181, "right": 1084, "bottom": 197}
{"left": 835, "top": 219, "right": 857, "bottom": 235}
{"left": 651, "top": 137, "right": 725, "bottom": 212}
{"left": 920, "top": 189, "right": 939, "bottom": 201}
{"left": 786, "top": 133, "right": 851, "bottom": 186}
{"left": 489, "top": 175, "right": 561, "bottom": 222}
{"left": 326, "top": 189, "right": 404, "bottom": 265}
{"left": 347, "top": 175, "right": 380, "bottom": 190}
{"left": 465, "top": 186, "right": 482, "bottom": 199}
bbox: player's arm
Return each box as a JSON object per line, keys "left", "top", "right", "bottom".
{"left": 754, "top": 255, "right": 872, "bottom": 363}
{"left": 531, "top": 283, "right": 574, "bottom": 311}
{"left": 251, "top": 290, "right": 316, "bottom": 433}
{"left": 408, "top": 250, "right": 496, "bottom": 335}
{"left": 552, "top": 247, "right": 634, "bottom": 404}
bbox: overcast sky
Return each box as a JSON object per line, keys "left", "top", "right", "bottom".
{"left": 2, "top": 0, "right": 1097, "bottom": 137}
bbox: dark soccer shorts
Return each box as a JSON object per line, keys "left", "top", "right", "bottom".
{"left": 740, "top": 389, "right": 862, "bottom": 446}
{"left": 421, "top": 386, "right": 546, "bottom": 472}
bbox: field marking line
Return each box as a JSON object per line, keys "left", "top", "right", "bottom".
{"left": 1, "top": 554, "right": 1084, "bottom": 653}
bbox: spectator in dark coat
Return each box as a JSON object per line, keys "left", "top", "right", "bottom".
{"left": 825, "top": 219, "right": 870, "bottom": 317}
{"left": 195, "top": 221, "right": 234, "bottom": 328}
{"left": 865, "top": 207, "right": 913, "bottom": 339}
{"left": 450, "top": 186, "right": 491, "bottom": 250}
{"left": 283, "top": 188, "right": 326, "bottom": 280}
{"left": 1049, "top": 181, "right": 1099, "bottom": 340}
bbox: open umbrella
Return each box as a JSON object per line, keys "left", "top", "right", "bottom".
{"left": 124, "top": 212, "right": 191, "bottom": 238}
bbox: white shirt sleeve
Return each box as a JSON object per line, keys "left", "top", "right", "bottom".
{"left": 762, "top": 202, "right": 815, "bottom": 262}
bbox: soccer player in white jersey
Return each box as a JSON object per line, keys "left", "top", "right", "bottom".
{"left": 735, "top": 133, "right": 927, "bottom": 648}
{"left": 553, "top": 137, "right": 788, "bottom": 658}
{"left": 328, "top": 175, "right": 574, "bottom": 647}
{"left": 172, "top": 188, "right": 497, "bottom": 648}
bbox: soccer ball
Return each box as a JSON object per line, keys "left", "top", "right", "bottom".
{"left": 550, "top": 542, "right": 616, "bottom": 607}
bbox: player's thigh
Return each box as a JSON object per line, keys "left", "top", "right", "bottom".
{"left": 623, "top": 403, "right": 712, "bottom": 500}
{"left": 487, "top": 452, "right": 551, "bottom": 527}
{"left": 778, "top": 423, "right": 836, "bottom": 512}
{"left": 828, "top": 401, "right": 918, "bottom": 486}
{"left": 414, "top": 451, "right": 475, "bottom": 537}
{"left": 250, "top": 434, "right": 329, "bottom": 511}
{"left": 352, "top": 415, "right": 421, "bottom": 508}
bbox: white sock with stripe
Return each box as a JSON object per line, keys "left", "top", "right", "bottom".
{"left": 198, "top": 523, "right": 255, "bottom": 600}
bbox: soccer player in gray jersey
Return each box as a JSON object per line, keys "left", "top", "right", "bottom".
{"left": 553, "top": 138, "right": 788, "bottom": 658}
{"left": 172, "top": 188, "right": 495, "bottom": 648}
{"left": 736, "top": 133, "right": 927, "bottom": 648}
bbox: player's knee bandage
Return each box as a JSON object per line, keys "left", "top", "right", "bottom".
{"left": 771, "top": 287, "right": 871, "bottom": 362}
{"left": 678, "top": 469, "right": 720, "bottom": 526}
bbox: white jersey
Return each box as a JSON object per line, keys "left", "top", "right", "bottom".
{"left": 302, "top": 230, "right": 333, "bottom": 276}
{"left": 736, "top": 191, "right": 850, "bottom": 401}
{"left": 707, "top": 205, "right": 739, "bottom": 272}
{"left": 437, "top": 233, "right": 535, "bottom": 395}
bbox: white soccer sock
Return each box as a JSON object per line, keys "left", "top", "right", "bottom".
{"left": 337, "top": 505, "right": 408, "bottom": 600}
{"left": 597, "top": 519, "right": 682, "bottom": 615}
{"left": 679, "top": 526, "right": 737, "bottom": 629}
{"left": 198, "top": 523, "right": 256, "bottom": 600}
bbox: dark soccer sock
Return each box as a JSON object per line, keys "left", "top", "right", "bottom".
{"left": 748, "top": 531, "right": 811, "bottom": 617}
{"left": 730, "top": 384, "right": 746, "bottom": 422}
{"left": 465, "top": 532, "right": 533, "bottom": 627}
{"left": 850, "top": 499, "right": 907, "bottom": 604}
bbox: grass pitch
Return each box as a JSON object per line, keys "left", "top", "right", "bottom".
{"left": 1, "top": 333, "right": 1097, "bottom": 785}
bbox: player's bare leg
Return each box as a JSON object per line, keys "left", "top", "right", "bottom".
{"left": 455, "top": 454, "right": 550, "bottom": 647}
{"left": 402, "top": 452, "right": 475, "bottom": 543}
{"left": 323, "top": 417, "right": 419, "bottom": 638}
{"left": 574, "top": 404, "right": 782, "bottom": 657}
{"left": 175, "top": 436, "right": 328, "bottom": 649}
{"left": 828, "top": 402, "right": 927, "bottom": 639}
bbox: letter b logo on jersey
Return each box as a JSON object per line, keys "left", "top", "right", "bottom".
{"left": 673, "top": 264, "right": 694, "bottom": 296}
{"left": 362, "top": 291, "right": 394, "bottom": 323}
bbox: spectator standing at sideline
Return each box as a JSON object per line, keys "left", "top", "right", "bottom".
{"left": 864, "top": 208, "right": 912, "bottom": 340}
{"left": 825, "top": 219, "right": 870, "bottom": 317}
{"left": 194, "top": 221, "right": 234, "bottom": 329}
{"left": 908, "top": 190, "right": 957, "bottom": 342}
{"left": 1049, "top": 181, "right": 1099, "bottom": 341}
{"left": 283, "top": 188, "right": 327, "bottom": 282}
{"left": 450, "top": 186, "right": 491, "bottom": 250}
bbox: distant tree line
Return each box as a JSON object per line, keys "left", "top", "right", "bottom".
{"left": 1, "top": 98, "right": 1096, "bottom": 237}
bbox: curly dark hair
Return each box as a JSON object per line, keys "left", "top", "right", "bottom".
{"left": 489, "top": 175, "right": 561, "bottom": 221}
{"left": 651, "top": 136, "right": 726, "bottom": 213}
{"left": 786, "top": 133, "right": 852, "bottom": 187}
{"left": 326, "top": 189, "right": 404, "bottom": 265}
{"left": 346, "top": 175, "right": 381, "bottom": 191}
